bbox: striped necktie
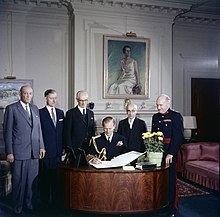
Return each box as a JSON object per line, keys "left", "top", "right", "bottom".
{"left": 25, "top": 105, "right": 30, "bottom": 117}
{"left": 51, "top": 108, "right": 56, "bottom": 126}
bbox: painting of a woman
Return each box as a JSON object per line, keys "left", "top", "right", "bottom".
{"left": 108, "top": 45, "right": 141, "bottom": 95}
{"left": 104, "top": 35, "right": 150, "bottom": 99}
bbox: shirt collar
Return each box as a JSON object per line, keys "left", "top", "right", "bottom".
{"left": 128, "top": 117, "right": 135, "bottom": 123}
{"left": 105, "top": 134, "right": 113, "bottom": 141}
{"left": 20, "top": 100, "right": 29, "bottom": 109}
{"left": 78, "top": 106, "right": 86, "bottom": 114}
{"left": 46, "top": 105, "right": 55, "bottom": 112}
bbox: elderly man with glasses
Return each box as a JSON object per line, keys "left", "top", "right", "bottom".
{"left": 64, "top": 90, "right": 96, "bottom": 151}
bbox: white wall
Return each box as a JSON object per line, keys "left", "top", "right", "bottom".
{"left": 0, "top": 1, "right": 219, "bottom": 137}
{"left": 173, "top": 21, "right": 220, "bottom": 115}
{"left": 0, "top": 1, "right": 180, "bottom": 132}
{"left": 73, "top": 3, "right": 175, "bottom": 129}
{"left": 0, "top": 4, "right": 69, "bottom": 153}
{"left": 0, "top": 5, "right": 69, "bottom": 111}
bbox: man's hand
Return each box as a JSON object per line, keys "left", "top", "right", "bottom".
{"left": 90, "top": 157, "right": 101, "bottom": 164}
{"left": 116, "top": 141, "right": 123, "bottom": 146}
{"left": 6, "top": 154, "right": 14, "bottom": 163}
{"left": 39, "top": 149, "right": 46, "bottom": 159}
{"left": 165, "top": 154, "right": 173, "bottom": 165}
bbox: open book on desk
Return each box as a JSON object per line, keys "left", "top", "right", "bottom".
{"left": 89, "top": 151, "right": 146, "bottom": 169}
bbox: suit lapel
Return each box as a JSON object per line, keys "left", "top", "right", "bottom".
{"left": 101, "top": 133, "right": 110, "bottom": 150}
{"left": 78, "top": 108, "right": 87, "bottom": 125}
{"left": 17, "top": 102, "right": 32, "bottom": 126}
{"left": 130, "top": 119, "right": 137, "bottom": 135}
{"left": 45, "top": 107, "right": 56, "bottom": 128}
{"left": 125, "top": 118, "right": 131, "bottom": 131}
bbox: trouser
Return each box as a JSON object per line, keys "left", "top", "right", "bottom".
{"left": 168, "top": 155, "right": 178, "bottom": 212}
{"left": 39, "top": 157, "right": 60, "bottom": 205}
{"left": 12, "top": 159, "right": 39, "bottom": 213}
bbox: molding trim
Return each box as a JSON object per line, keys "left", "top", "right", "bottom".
{"left": 177, "top": 15, "right": 220, "bottom": 25}
{"left": 1, "top": 0, "right": 219, "bottom": 24}
{"left": 0, "top": 0, "right": 189, "bottom": 17}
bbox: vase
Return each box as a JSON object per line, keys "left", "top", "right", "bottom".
{"left": 147, "top": 152, "right": 163, "bottom": 167}
{"left": 88, "top": 102, "right": 95, "bottom": 110}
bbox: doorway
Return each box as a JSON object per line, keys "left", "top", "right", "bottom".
{"left": 192, "top": 78, "right": 220, "bottom": 142}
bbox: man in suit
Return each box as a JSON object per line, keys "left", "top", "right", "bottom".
{"left": 87, "top": 116, "right": 126, "bottom": 164}
{"left": 151, "top": 94, "right": 184, "bottom": 217}
{"left": 117, "top": 103, "right": 147, "bottom": 152}
{"left": 64, "top": 90, "right": 96, "bottom": 152}
{"left": 3, "top": 85, "right": 45, "bottom": 215}
{"left": 39, "top": 89, "right": 64, "bottom": 207}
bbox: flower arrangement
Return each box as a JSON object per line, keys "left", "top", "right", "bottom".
{"left": 142, "top": 131, "right": 164, "bottom": 153}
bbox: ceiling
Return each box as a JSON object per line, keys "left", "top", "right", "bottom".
{"left": 156, "top": 0, "right": 220, "bottom": 16}
{"left": 1, "top": 0, "right": 220, "bottom": 19}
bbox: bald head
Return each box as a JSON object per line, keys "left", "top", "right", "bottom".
{"left": 156, "top": 94, "right": 171, "bottom": 114}
{"left": 20, "top": 85, "right": 33, "bottom": 104}
{"left": 126, "top": 103, "right": 138, "bottom": 119}
{"left": 76, "top": 90, "right": 88, "bottom": 108}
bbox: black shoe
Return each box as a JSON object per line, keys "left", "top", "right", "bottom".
{"left": 169, "top": 211, "right": 177, "bottom": 217}
{"left": 13, "top": 211, "right": 22, "bottom": 216}
{"left": 13, "top": 208, "right": 22, "bottom": 216}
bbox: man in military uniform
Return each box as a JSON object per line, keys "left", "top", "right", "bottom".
{"left": 151, "top": 94, "right": 184, "bottom": 217}
{"left": 87, "top": 116, "right": 126, "bottom": 164}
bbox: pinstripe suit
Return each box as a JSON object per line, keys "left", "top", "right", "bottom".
{"left": 3, "top": 101, "right": 44, "bottom": 214}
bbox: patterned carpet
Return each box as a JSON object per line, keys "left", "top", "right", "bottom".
{"left": 177, "top": 178, "right": 211, "bottom": 197}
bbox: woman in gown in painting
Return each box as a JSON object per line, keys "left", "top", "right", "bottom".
{"left": 108, "top": 45, "right": 141, "bottom": 95}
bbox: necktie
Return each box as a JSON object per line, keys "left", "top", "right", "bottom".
{"left": 25, "top": 105, "right": 30, "bottom": 117}
{"left": 83, "top": 109, "right": 86, "bottom": 116}
{"left": 51, "top": 108, "right": 56, "bottom": 126}
{"left": 108, "top": 137, "right": 111, "bottom": 143}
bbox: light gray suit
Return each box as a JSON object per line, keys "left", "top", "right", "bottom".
{"left": 3, "top": 101, "right": 44, "bottom": 214}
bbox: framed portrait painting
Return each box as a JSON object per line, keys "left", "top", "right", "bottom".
{"left": 103, "top": 34, "right": 150, "bottom": 99}
{"left": 0, "top": 79, "right": 33, "bottom": 108}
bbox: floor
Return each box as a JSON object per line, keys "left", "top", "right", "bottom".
{"left": 0, "top": 193, "right": 219, "bottom": 217}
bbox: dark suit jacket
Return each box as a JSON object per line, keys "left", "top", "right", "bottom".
{"left": 3, "top": 101, "right": 44, "bottom": 160}
{"left": 64, "top": 106, "right": 95, "bottom": 150}
{"left": 117, "top": 117, "right": 147, "bottom": 152}
{"left": 89, "top": 132, "right": 126, "bottom": 160}
{"left": 39, "top": 107, "right": 64, "bottom": 158}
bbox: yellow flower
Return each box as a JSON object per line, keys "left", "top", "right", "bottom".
{"left": 142, "top": 131, "right": 164, "bottom": 153}
{"left": 156, "top": 131, "right": 163, "bottom": 136}
{"left": 158, "top": 136, "right": 163, "bottom": 141}
{"left": 142, "top": 132, "right": 151, "bottom": 139}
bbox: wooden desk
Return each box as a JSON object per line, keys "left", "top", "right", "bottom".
{"left": 59, "top": 165, "right": 169, "bottom": 214}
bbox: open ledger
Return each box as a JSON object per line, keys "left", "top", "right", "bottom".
{"left": 89, "top": 151, "right": 146, "bottom": 169}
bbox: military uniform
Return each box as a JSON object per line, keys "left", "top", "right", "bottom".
{"left": 152, "top": 108, "right": 184, "bottom": 215}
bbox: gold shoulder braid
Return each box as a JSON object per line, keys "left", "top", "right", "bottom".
{"left": 88, "top": 135, "right": 107, "bottom": 161}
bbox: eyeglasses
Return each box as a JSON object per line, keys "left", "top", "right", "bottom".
{"left": 127, "top": 109, "right": 137, "bottom": 113}
{"left": 78, "top": 99, "right": 88, "bottom": 102}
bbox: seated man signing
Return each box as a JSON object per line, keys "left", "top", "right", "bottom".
{"left": 87, "top": 116, "right": 127, "bottom": 164}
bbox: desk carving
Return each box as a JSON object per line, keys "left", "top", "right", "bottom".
{"left": 59, "top": 166, "right": 169, "bottom": 214}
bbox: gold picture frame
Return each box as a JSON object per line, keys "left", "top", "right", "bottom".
{"left": 103, "top": 34, "right": 150, "bottom": 99}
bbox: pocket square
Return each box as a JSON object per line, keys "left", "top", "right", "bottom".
{"left": 59, "top": 119, "right": 63, "bottom": 121}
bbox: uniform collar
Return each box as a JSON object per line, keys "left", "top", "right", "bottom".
{"left": 161, "top": 108, "right": 170, "bottom": 115}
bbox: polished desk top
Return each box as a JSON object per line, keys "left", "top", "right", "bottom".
{"left": 59, "top": 164, "right": 169, "bottom": 214}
